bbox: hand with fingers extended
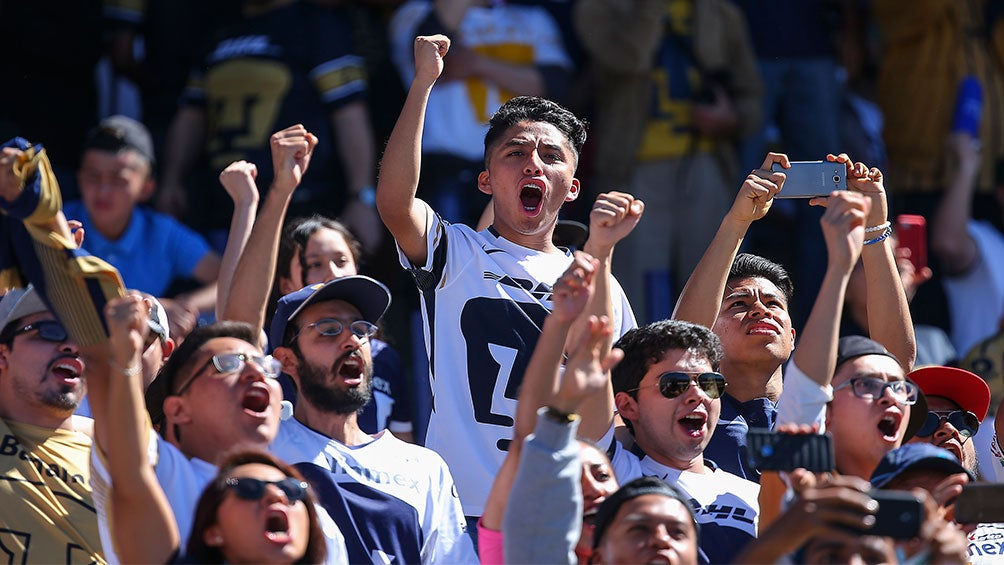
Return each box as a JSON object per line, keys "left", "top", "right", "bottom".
{"left": 815, "top": 190, "right": 872, "bottom": 273}
{"left": 550, "top": 251, "right": 598, "bottom": 325}
{"left": 823, "top": 153, "right": 887, "bottom": 227}
{"left": 414, "top": 35, "right": 451, "bottom": 86}
{"left": 730, "top": 152, "right": 789, "bottom": 225}
{"left": 552, "top": 314, "right": 623, "bottom": 415}
{"left": 586, "top": 191, "right": 644, "bottom": 256}
{"left": 269, "top": 124, "right": 317, "bottom": 195}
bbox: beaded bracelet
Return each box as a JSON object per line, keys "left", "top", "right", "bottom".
{"left": 865, "top": 220, "right": 891, "bottom": 234}
{"left": 864, "top": 226, "right": 893, "bottom": 245}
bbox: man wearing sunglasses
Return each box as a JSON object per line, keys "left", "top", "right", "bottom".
{"left": 269, "top": 276, "right": 477, "bottom": 564}
{"left": 606, "top": 319, "right": 759, "bottom": 564}
{"left": 906, "top": 366, "right": 991, "bottom": 473}
{"left": 0, "top": 286, "right": 106, "bottom": 563}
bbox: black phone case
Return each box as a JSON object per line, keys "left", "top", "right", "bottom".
{"left": 745, "top": 429, "right": 835, "bottom": 473}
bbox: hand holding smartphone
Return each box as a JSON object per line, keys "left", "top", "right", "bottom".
{"left": 772, "top": 161, "right": 847, "bottom": 199}
{"left": 746, "top": 429, "right": 835, "bottom": 473}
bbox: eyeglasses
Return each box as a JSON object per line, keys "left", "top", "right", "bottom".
{"left": 9, "top": 320, "right": 68, "bottom": 343}
{"left": 293, "top": 318, "right": 378, "bottom": 342}
{"left": 832, "top": 377, "right": 918, "bottom": 405}
{"left": 175, "top": 353, "right": 282, "bottom": 395}
{"left": 916, "top": 410, "right": 980, "bottom": 439}
{"left": 628, "top": 372, "right": 727, "bottom": 400}
{"left": 224, "top": 477, "right": 309, "bottom": 503}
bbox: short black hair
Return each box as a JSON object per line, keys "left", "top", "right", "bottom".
{"left": 728, "top": 253, "right": 794, "bottom": 305}
{"left": 591, "top": 476, "right": 700, "bottom": 550}
{"left": 483, "top": 96, "right": 587, "bottom": 166}
{"left": 611, "top": 320, "right": 722, "bottom": 398}
{"left": 145, "top": 321, "right": 260, "bottom": 428}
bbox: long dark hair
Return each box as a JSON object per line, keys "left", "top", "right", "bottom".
{"left": 187, "top": 450, "right": 326, "bottom": 563}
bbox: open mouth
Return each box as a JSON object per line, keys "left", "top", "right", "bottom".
{"left": 242, "top": 385, "right": 271, "bottom": 415}
{"left": 50, "top": 357, "right": 84, "bottom": 382}
{"left": 747, "top": 322, "right": 779, "bottom": 335}
{"left": 520, "top": 182, "right": 544, "bottom": 214}
{"left": 877, "top": 413, "right": 902, "bottom": 439}
{"left": 337, "top": 354, "right": 364, "bottom": 384}
{"left": 678, "top": 412, "right": 707, "bottom": 436}
{"left": 265, "top": 509, "right": 291, "bottom": 543}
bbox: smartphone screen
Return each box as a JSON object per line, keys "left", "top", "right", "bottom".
{"left": 746, "top": 429, "right": 835, "bottom": 473}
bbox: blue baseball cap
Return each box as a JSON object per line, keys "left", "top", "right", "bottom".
{"left": 268, "top": 276, "right": 390, "bottom": 352}
{"left": 869, "top": 443, "right": 974, "bottom": 489}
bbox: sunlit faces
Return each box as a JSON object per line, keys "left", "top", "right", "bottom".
{"left": 801, "top": 534, "right": 897, "bottom": 565}
{"left": 592, "top": 494, "right": 699, "bottom": 565}
{"left": 615, "top": 350, "right": 720, "bottom": 472}
{"left": 712, "top": 277, "right": 795, "bottom": 366}
{"left": 908, "top": 396, "right": 977, "bottom": 471}
{"left": 77, "top": 149, "right": 153, "bottom": 238}
{"left": 167, "top": 337, "right": 282, "bottom": 452}
{"left": 578, "top": 442, "right": 619, "bottom": 554}
{"left": 0, "top": 313, "right": 84, "bottom": 418}
{"left": 300, "top": 228, "right": 358, "bottom": 286}
{"left": 477, "top": 121, "right": 580, "bottom": 243}
{"left": 205, "top": 463, "right": 311, "bottom": 564}
{"left": 826, "top": 355, "right": 909, "bottom": 476}
{"left": 281, "top": 300, "right": 373, "bottom": 415}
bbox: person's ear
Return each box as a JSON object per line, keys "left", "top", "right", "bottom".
{"left": 273, "top": 346, "right": 298, "bottom": 382}
{"left": 0, "top": 343, "right": 10, "bottom": 372}
{"left": 140, "top": 177, "right": 156, "bottom": 202}
{"left": 615, "top": 391, "right": 640, "bottom": 423}
{"left": 203, "top": 525, "right": 224, "bottom": 547}
{"left": 477, "top": 170, "right": 492, "bottom": 196}
{"left": 163, "top": 395, "right": 192, "bottom": 426}
{"left": 161, "top": 338, "right": 176, "bottom": 361}
{"left": 565, "top": 178, "right": 581, "bottom": 202}
{"left": 279, "top": 276, "right": 298, "bottom": 295}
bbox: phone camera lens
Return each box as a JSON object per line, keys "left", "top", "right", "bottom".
{"left": 833, "top": 175, "right": 841, "bottom": 183}
{"left": 760, "top": 445, "right": 774, "bottom": 457}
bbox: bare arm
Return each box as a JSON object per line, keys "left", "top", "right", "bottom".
{"left": 332, "top": 101, "right": 383, "bottom": 253}
{"left": 376, "top": 35, "right": 449, "bottom": 265}
{"left": 794, "top": 191, "right": 870, "bottom": 385}
{"left": 157, "top": 106, "right": 206, "bottom": 217}
{"left": 215, "top": 161, "right": 260, "bottom": 320}
{"left": 673, "top": 153, "right": 788, "bottom": 326}
{"left": 223, "top": 125, "right": 317, "bottom": 327}
{"left": 101, "top": 294, "right": 181, "bottom": 563}
{"left": 932, "top": 133, "right": 981, "bottom": 276}
{"left": 834, "top": 154, "right": 916, "bottom": 369}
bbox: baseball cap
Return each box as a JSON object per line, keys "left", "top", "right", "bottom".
{"left": 835, "top": 335, "right": 928, "bottom": 442}
{"left": 592, "top": 476, "right": 699, "bottom": 549}
{"left": 907, "top": 366, "right": 991, "bottom": 421}
{"left": 870, "top": 443, "right": 974, "bottom": 489}
{"left": 959, "top": 332, "right": 1004, "bottom": 412}
{"left": 268, "top": 276, "right": 391, "bottom": 352}
{"left": 84, "top": 115, "right": 156, "bottom": 165}
{"left": 0, "top": 286, "right": 49, "bottom": 335}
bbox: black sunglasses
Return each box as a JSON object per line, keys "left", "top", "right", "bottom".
{"left": 628, "top": 372, "right": 727, "bottom": 400}
{"left": 916, "top": 410, "right": 980, "bottom": 439}
{"left": 224, "top": 477, "right": 309, "bottom": 503}
{"left": 9, "top": 320, "right": 68, "bottom": 343}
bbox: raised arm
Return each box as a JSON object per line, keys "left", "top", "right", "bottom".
{"left": 331, "top": 101, "right": 383, "bottom": 253}
{"left": 101, "top": 294, "right": 180, "bottom": 563}
{"left": 215, "top": 161, "right": 260, "bottom": 320}
{"left": 833, "top": 154, "right": 916, "bottom": 369}
{"left": 793, "top": 191, "right": 870, "bottom": 386}
{"left": 375, "top": 35, "right": 448, "bottom": 265}
{"left": 673, "top": 153, "right": 788, "bottom": 327}
{"left": 222, "top": 126, "right": 316, "bottom": 328}
{"left": 157, "top": 106, "right": 206, "bottom": 218}
{"left": 932, "top": 132, "right": 982, "bottom": 276}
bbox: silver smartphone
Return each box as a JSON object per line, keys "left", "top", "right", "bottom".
{"left": 771, "top": 161, "right": 847, "bottom": 199}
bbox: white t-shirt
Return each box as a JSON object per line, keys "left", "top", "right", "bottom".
{"left": 943, "top": 220, "right": 1004, "bottom": 356}
{"left": 271, "top": 418, "right": 477, "bottom": 564}
{"left": 609, "top": 440, "right": 760, "bottom": 564}
{"left": 90, "top": 433, "right": 347, "bottom": 564}
{"left": 398, "top": 210, "right": 636, "bottom": 515}
{"left": 968, "top": 522, "right": 1004, "bottom": 564}
{"left": 389, "top": 1, "right": 571, "bottom": 162}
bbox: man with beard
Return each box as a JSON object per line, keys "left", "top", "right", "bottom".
{"left": 0, "top": 286, "right": 106, "bottom": 563}
{"left": 906, "top": 365, "right": 990, "bottom": 473}
{"left": 269, "top": 276, "right": 477, "bottom": 564}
